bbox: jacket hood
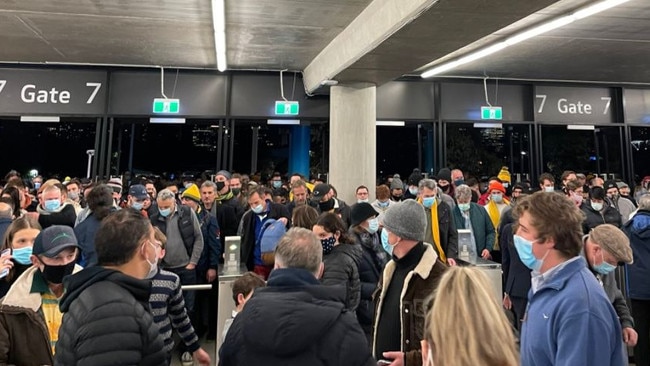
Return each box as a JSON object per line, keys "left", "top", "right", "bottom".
{"left": 60, "top": 266, "right": 151, "bottom": 312}
{"left": 37, "top": 201, "right": 73, "bottom": 215}
{"left": 240, "top": 268, "right": 346, "bottom": 356}
{"left": 626, "top": 210, "right": 650, "bottom": 239}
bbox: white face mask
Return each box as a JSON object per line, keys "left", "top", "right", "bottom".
{"left": 144, "top": 241, "right": 158, "bottom": 279}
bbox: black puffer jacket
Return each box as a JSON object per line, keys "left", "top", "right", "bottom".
{"left": 581, "top": 202, "right": 622, "bottom": 233}
{"left": 321, "top": 243, "right": 362, "bottom": 311}
{"left": 55, "top": 267, "right": 166, "bottom": 366}
{"left": 219, "top": 268, "right": 374, "bottom": 366}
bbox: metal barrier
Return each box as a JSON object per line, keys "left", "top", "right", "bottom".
{"left": 180, "top": 284, "right": 214, "bottom": 291}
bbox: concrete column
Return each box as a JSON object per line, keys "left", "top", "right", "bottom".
{"left": 329, "top": 83, "right": 376, "bottom": 205}
{"left": 288, "top": 125, "right": 311, "bottom": 178}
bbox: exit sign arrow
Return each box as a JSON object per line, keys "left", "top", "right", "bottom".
{"left": 481, "top": 106, "right": 502, "bottom": 120}
{"left": 275, "top": 101, "right": 299, "bottom": 116}
{"left": 153, "top": 98, "right": 180, "bottom": 114}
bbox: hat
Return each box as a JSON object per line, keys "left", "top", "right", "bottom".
{"left": 498, "top": 167, "right": 511, "bottom": 183}
{"left": 616, "top": 181, "right": 628, "bottom": 189}
{"left": 216, "top": 170, "right": 232, "bottom": 180}
{"left": 128, "top": 184, "right": 148, "bottom": 200}
{"left": 380, "top": 199, "right": 427, "bottom": 241}
{"left": 436, "top": 168, "right": 451, "bottom": 183}
{"left": 590, "top": 186, "right": 606, "bottom": 200}
{"left": 488, "top": 181, "right": 506, "bottom": 194}
{"left": 107, "top": 177, "right": 122, "bottom": 191}
{"left": 181, "top": 184, "right": 201, "bottom": 202}
{"left": 589, "top": 224, "right": 633, "bottom": 264}
{"left": 312, "top": 183, "right": 331, "bottom": 200}
{"left": 390, "top": 174, "right": 404, "bottom": 190}
{"left": 351, "top": 203, "right": 379, "bottom": 227}
{"left": 407, "top": 170, "right": 423, "bottom": 187}
{"left": 33, "top": 226, "right": 79, "bottom": 258}
{"left": 604, "top": 180, "right": 618, "bottom": 191}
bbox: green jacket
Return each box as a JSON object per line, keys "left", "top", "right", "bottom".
{"left": 452, "top": 202, "right": 496, "bottom": 253}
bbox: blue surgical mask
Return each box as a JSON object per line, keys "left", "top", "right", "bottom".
{"left": 367, "top": 218, "right": 379, "bottom": 234}
{"left": 381, "top": 229, "right": 395, "bottom": 256}
{"left": 593, "top": 251, "right": 617, "bottom": 275}
{"left": 502, "top": 183, "right": 509, "bottom": 189}
{"left": 320, "top": 236, "right": 336, "bottom": 255}
{"left": 591, "top": 202, "right": 603, "bottom": 211}
{"left": 513, "top": 235, "right": 542, "bottom": 271}
{"left": 272, "top": 181, "right": 282, "bottom": 189}
{"left": 409, "top": 187, "right": 419, "bottom": 196}
{"left": 544, "top": 186, "right": 555, "bottom": 193}
{"left": 159, "top": 208, "right": 172, "bottom": 217}
{"left": 132, "top": 202, "right": 144, "bottom": 211}
{"left": 422, "top": 197, "right": 436, "bottom": 208}
{"left": 12, "top": 247, "right": 33, "bottom": 265}
{"left": 34, "top": 182, "right": 41, "bottom": 190}
{"left": 44, "top": 199, "right": 61, "bottom": 212}
{"left": 458, "top": 203, "right": 471, "bottom": 212}
{"left": 378, "top": 200, "right": 390, "bottom": 208}
{"left": 491, "top": 194, "right": 503, "bottom": 203}
{"left": 252, "top": 204, "right": 264, "bottom": 214}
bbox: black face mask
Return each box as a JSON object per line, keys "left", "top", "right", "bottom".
{"left": 319, "top": 198, "right": 335, "bottom": 212}
{"left": 216, "top": 181, "right": 226, "bottom": 191}
{"left": 232, "top": 188, "right": 241, "bottom": 196}
{"left": 439, "top": 184, "right": 450, "bottom": 193}
{"left": 41, "top": 261, "right": 75, "bottom": 284}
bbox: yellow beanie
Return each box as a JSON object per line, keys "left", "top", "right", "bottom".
{"left": 181, "top": 184, "right": 201, "bottom": 202}
{"left": 497, "top": 166, "right": 511, "bottom": 183}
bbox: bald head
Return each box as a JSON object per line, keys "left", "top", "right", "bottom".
{"left": 0, "top": 202, "right": 13, "bottom": 219}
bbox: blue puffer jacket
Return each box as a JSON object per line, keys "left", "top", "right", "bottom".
{"left": 623, "top": 210, "right": 650, "bottom": 300}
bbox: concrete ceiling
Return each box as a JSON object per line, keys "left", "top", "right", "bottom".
{"left": 0, "top": 0, "right": 648, "bottom": 87}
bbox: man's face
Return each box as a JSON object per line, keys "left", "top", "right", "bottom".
{"left": 541, "top": 180, "right": 554, "bottom": 189}
{"left": 293, "top": 186, "right": 307, "bottom": 205}
{"left": 201, "top": 186, "right": 216, "bottom": 206}
{"left": 216, "top": 175, "right": 230, "bottom": 193}
{"left": 515, "top": 211, "right": 549, "bottom": 259}
{"left": 34, "top": 247, "right": 77, "bottom": 272}
{"left": 512, "top": 188, "right": 523, "bottom": 198}
{"left": 166, "top": 186, "right": 178, "bottom": 196}
{"left": 157, "top": 198, "right": 175, "bottom": 212}
{"left": 67, "top": 183, "right": 79, "bottom": 195}
{"left": 392, "top": 188, "right": 403, "bottom": 198}
{"left": 585, "top": 238, "right": 618, "bottom": 268}
{"left": 181, "top": 197, "right": 198, "bottom": 210}
{"left": 420, "top": 187, "right": 436, "bottom": 199}
{"left": 563, "top": 174, "right": 577, "bottom": 185}
{"left": 145, "top": 184, "right": 156, "bottom": 197}
{"left": 43, "top": 189, "right": 62, "bottom": 204}
{"left": 606, "top": 187, "right": 618, "bottom": 199}
{"left": 230, "top": 178, "right": 242, "bottom": 190}
{"left": 620, "top": 186, "right": 630, "bottom": 196}
{"left": 356, "top": 188, "right": 369, "bottom": 201}
{"left": 490, "top": 190, "right": 503, "bottom": 201}
{"left": 248, "top": 192, "right": 266, "bottom": 211}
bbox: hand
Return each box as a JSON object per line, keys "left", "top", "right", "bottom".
{"left": 623, "top": 327, "right": 638, "bottom": 347}
{"left": 382, "top": 351, "right": 404, "bottom": 366}
{"left": 0, "top": 252, "right": 14, "bottom": 274}
{"left": 503, "top": 294, "right": 512, "bottom": 310}
{"left": 481, "top": 249, "right": 491, "bottom": 259}
{"left": 278, "top": 217, "right": 289, "bottom": 226}
{"left": 206, "top": 269, "right": 217, "bottom": 283}
{"left": 447, "top": 258, "right": 457, "bottom": 266}
{"left": 193, "top": 348, "right": 211, "bottom": 366}
{"left": 185, "top": 263, "right": 196, "bottom": 270}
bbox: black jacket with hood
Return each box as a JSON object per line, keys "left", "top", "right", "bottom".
{"left": 219, "top": 268, "right": 374, "bottom": 366}
{"left": 54, "top": 266, "right": 166, "bottom": 366}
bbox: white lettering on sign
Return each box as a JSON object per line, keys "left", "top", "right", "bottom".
{"left": 0, "top": 80, "right": 6, "bottom": 95}
{"left": 21, "top": 84, "right": 71, "bottom": 104}
{"left": 86, "top": 82, "right": 102, "bottom": 104}
{"left": 601, "top": 97, "right": 611, "bottom": 115}
{"left": 536, "top": 94, "right": 547, "bottom": 113}
{"left": 557, "top": 98, "right": 592, "bottom": 115}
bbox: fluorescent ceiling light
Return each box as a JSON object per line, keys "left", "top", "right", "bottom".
{"left": 267, "top": 119, "right": 300, "bottom": 125}
{"left": 421, "top": 0, "right": 631, "bottom": 78}
{"left": 21, "top": 116, "right": 60, "bottom": 122}
{"left": 473, "top": 123, "right": 503, "bottom": 128}
{"left": 567, "top": 124, "right": 595, "bottom": 130}
{"left": 376, "top": 121, "right": 405, "bottom": 127}
{"left": 212, "top": 0, "right": 227, "bottom": 72}
{"left": 149, "top": 118, "right": 186, "bottom": 124}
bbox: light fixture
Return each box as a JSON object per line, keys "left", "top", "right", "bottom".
{"left": 320, "top": 79, "right": 339, "bottom": 86}
{"left": 267, "top": 119, "right": 300, "bottom": 125}
{"left": 473, "top": 123, "right": 502, "bottom": 128}
{"left": 567, "top": 124, "right": 595, "bottom": 130}
{"left": 421, "top": 0, "right": 631, "bottom": 78}
{"left": 376, "top": 121, "right": 405, "bottom": 127}
{"left": 212, "top": 0, "right": 227, "bottom": 72}
{"left": 21, "top": 116, "right": 60, "bottom": 122}
{"left": 149, "top": 118, "right": 186, "bottom": 124}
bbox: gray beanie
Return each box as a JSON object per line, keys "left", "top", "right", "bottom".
{"left": 390, "top": 174, "right": 404, "bottom": 190}
{"left": 380, "top": 199, "right": 426, "bottom": 241}
{"left": 216, "top": 170, "right": 232, "bottom": 180}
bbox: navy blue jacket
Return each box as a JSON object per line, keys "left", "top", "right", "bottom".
{"left": 74, "top": 213, "right": 102, "bottom": 267}
{"left": 0, "top": 217, "right": 12, "bottom": 246}
{"left": 624, "top": 210, "right": 650, "bottom": 300}
{"left": 500, "top": 223, "right": 531, "bottom": 298}
{"left": 195, "top": 207, "right": 221, "bottom": 272}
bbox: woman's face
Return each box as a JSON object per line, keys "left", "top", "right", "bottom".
{"left": 12, "top": 228, "right": 40, "bottom": 249}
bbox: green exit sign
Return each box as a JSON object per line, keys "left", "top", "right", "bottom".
{"left": 153, "top": 98, "right": 180, "bottom": 114}
{"left": 275, "top": 101, "right": 299, "bottom": 115}
{"left": 481, "top": 106, "right": 502, "bottom": 120}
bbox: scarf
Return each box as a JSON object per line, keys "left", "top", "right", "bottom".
{"left": 215, "top": 190, "right": 234, "bottom": 202}
{"left": 418, "top": 197, "right": 446, "bottom": 262}
{"left": 486, "top": 198, "right": 510, "bottom": 251}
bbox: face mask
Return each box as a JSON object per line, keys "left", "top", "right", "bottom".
{"left": 408, "top": 187, "right": 419, "bottom": 195}
{"left": 367, "top": 218, "right": 379, "bottom": 234}
{"left": 159, "top": 208, "right": 172, "bottom": 217}
{"left": 272, "top": 181, "right": 282, "bottom": 189}
{"left": 252, "top": 203, "right": 264, "bottom": 214}
{"left": 12, "top": 247, "right": 33, "bottom": 265}
{"left": 68, "top": 192, "right": 79, "bottom": 201}
{"left": 132, "top": 201, "right": 144, "bottom": 211}
{"left": 319, "top": 199, "right": 335, "bottom": 212}
{"left": 232, "top": 188, "right": 241, "bottom": 196}
{"left": 358, "top": 199, "right": 369, "bottom": 204}
{"left": 513, "top": 235, "right": 543, "bottom": 271}
{"left": 454, "top": 179, "right": 464, "bottom": 187}
{"left": 378, "top": 200, "right": 390, "bottom": 208}
{"left": 591, "top": 202, "right": 603, "bottom": 211}
{"left": 144, "top": 241, "right": 158, "bottom": 279}
{"left": 571, "top": 193, "right": 583, "bottom": 206}
{"left": 216, "top": 181, "right": 226, "bottom": 191}
{"left": 491, "top": 194, "right": 503, "bottom": 203}
{"left": 458, "top": 203, "right": 471, "bottom": 212}
{"left": 184, "top": 182, "right": 193, "bottom": 189}
{"left": 320, "top": 236, "right": 336, "bottom": 255}
{"left": 592, "top": 251, "right": 617, "bottom": 275}
{"left": 44, "top": 199, "right": 61, "bottom": 212}
{"left": 381, "top": 229, "right": 397, "bottom": 256}
{"left": 423, "top": 197, "right": 436, "bottom": 208}
{"left": 544, "top": 186, "right": 555, "bottom": 193}
{"left": 502, "top": 183, "right": 509, "bottom": 189}
{"left": 40, "top": 260, "right": 76, "bottom": 284}
{"left": 438, "top": 184, "right": 450, "bottom": 193}
{"left": 34, "top": 182, "right": 41, "bottom": 190}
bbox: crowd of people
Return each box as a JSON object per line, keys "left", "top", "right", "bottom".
{"left": 0, "top": 165, "right": 648, "bottom": 366}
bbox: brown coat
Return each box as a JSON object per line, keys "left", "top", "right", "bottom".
{"left": 372, "top": 243, "right": 447, "bottom": 366}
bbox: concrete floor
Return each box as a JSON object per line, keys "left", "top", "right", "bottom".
{"left": 169, "top": 337, "right": 218, "bottom": 366}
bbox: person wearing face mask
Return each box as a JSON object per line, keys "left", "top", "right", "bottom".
{"left": 313, "top": 212, "right": 362, "bottom": 311}
{"left": 34, "top": 183, "right": 77, "bottom": 229}
{"left": 564, "top": 180, "right": 584, "bottom": 208}
{"left": 452, "top": 185, "right": 495, "bottom": 261}
{"left": 355, "top": 185, "right": 371, "bottom": 204}
{"left": 214, "top": 170, "right": 245, "bottom": 222}
{"left": 405, "top": 169, "right": 423, "bottom": 200}
{"left": 373, "top": 199, "right": 447, "bottom": 366}
{"left": 581, "top": 225, "right": 637, "bottom": 348}
{"left": 65, "top": 179, "right": 83, "bottom": 213}
{"left": 390, "top": 174, "right": 405, "bottom": 202}
{"left": 418, "top": 179, "right": 458, "bottom": 266}
{"left": 269, "top": 172, "right": 284, "bottom": 190}
{"left": 239, "top": 186, "right": 290, "bottom": 279}
{"left": 513, "top": 192, "right": 626, "bottom": 366}
{"left": 436, "top": 168, "right": 455, "bottom": 199}
{"left": 312, "top": 183, "right": 352, "bottom": 228}
{"left": 73, "top": 185, "right": 116, "bottom": 268}
{"left": 604, "top": 180, "right": 636, "bottom": 224}
{"left": 0, "top": 225, "right": 82, "bottom": 365}
{"left": 497, "top": 166, "right": 512, "bottom": 193}
{"left": 421, "top": 267, "right": 519, "bottom": 366}
{"left": 127, "top": 184, "right": 150, "bottom": 216}
{"left": 0, "top": 216, "right": 41, "bottom": 298}
{"left": 451, "top": 168, "right": 465, "bottom": 188}
{"left": 484, "top": 181, "right": 510, "bottom": 263}
{"left": 349, "top": 203, "right": 387, "bottom": 341}
{"left": 372, "top": 185, "right": 395, "bottom": 214}
{"left": 581, "top": 186, "right": 623, "bottom": 233}
{"left": 55, "top": 210, "right": 166, "bottom": 365}
{"left": 538, "top": 172, "right": 556, "bottom": 193}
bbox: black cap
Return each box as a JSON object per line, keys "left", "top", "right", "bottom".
{"left": 33, "top": 226, "right": 79, "bottom": 258}
{"left": 312, "top": 183, "right": 331, "bottom": 200}
{"left": 128, "top": 184, "right": 149, "bottom": 200}
{"left": 351, "top": 203, "right": 378, "bottom": 227}
{"left": 604, "top": 180, "right": 618, "bottom": 191}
